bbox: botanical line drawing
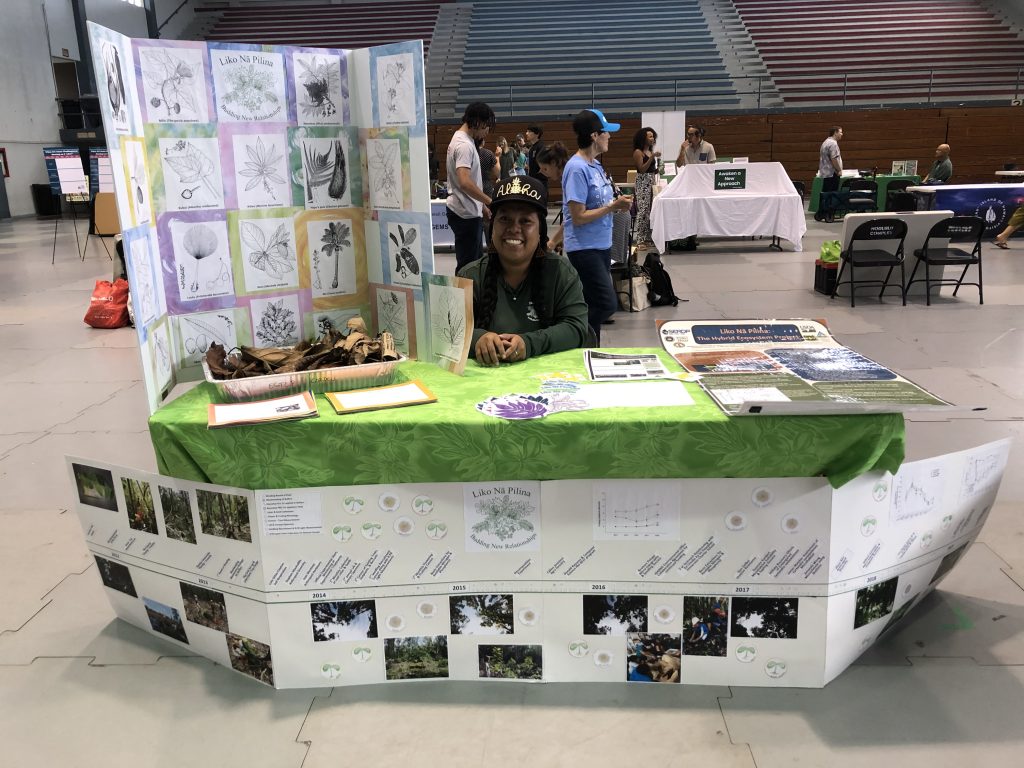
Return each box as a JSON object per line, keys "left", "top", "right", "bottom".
{"left": 472, "top": 495, "right": 535, "bottom": 542}
{"left": 179, "top": 223, "right": 220, "bottom": 293}
{"left": 101, "top": 42, "right": 127, "bottom": 126}
{"left": 164, "top": 140, "right": 217, "bottom": 202}
{"left": 222, "top": 63, "right": 279, "bottom": 116}
{"left": 377, "top": 52, "right": 414, "bottom": 125}
{"left": 241, "top": 220, "right": 294, "bottom": 280}
{"left": 153, "top": 326, "right": 171, "bottom": 376}
{"left": 368, "top": 139, "right": 401, "bottom": 209}
{"left": 302, "top": 139, "right": 347, "bottom": 204}
{"left": 255, "top": 299, "right": 298, "bottom": 345}
{"left": 318, "top": 221, "right": 351, "bottom": 290}
{"left": 238, "top": 136, "right": 285, "bottom": 196}
{"left": 181, "top": 313, "right": 234, "bottom": 357}
{"left": 142, "top": 49, "right": 199, "bottom": 119}
{"left": 376, "top": 290, "right": 408, "bottom": 349}
{"left": 297, "top": 55, "right": 338, "bottom": 119}
{"left": 389, "top": 224, "right": 419, "bottom": 279}
{"left": 431, "top": 286, "right": 465, "bottom": 361}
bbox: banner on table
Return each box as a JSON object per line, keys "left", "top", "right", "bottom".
{"left": 66, "top": 438, "right": 1009, "bottom": 688}
{"left": 658, "top": 318, "right": 952, "bottom": 416}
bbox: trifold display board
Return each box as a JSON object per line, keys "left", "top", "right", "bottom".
{"left": 659, "top": 319, "right": 952, "bottom": 416}
{"left": 67, "top": 438, "right": 1009, "bottom": 688}
{"left": 87, "top": 23, "right": 433, "bottom": 413}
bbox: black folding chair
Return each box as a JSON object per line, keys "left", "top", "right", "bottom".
{"left": 831, "top": 218, "right": 909, "bottom": 307}
{"left": 905, "top": 216, "right": 985, "bottom": 305}
{"left": 842, "top": 178, "right": 879, "bottom": 215}
{"left": 884, "top": 179, "right": 914, "bottom": 211}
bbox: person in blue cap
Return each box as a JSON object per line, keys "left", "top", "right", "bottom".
{"left": 561, "top": 109, "right": 633, "bottom": 344}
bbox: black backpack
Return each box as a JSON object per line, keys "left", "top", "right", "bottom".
{"left": 643, "top": 252, "right": 679, "bottom": 307}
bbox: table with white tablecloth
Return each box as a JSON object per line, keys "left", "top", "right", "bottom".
{"left": 650, "top": 162, "right": 806, "bottom": 252}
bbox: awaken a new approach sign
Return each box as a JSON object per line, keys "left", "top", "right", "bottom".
{"left": 714, "top": 168, "right": 746, "bottom": 191}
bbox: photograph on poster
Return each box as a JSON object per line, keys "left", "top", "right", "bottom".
{"left": 308, "top": 220, "right": 355, "bottom": 297}
{"left": 123, "top": 139, "right": 152, "bottom": 226}
{"left": 682, "top": 596, "right": 729, "bottom": 657}
{"left": 168, "top": 217, "right": 234, "bottom": 303}
{"left": 94, "top": 555, "right": 137, "bottom": 597}
{"left": 376, "top": 52, "right": 414, "bottom": 126}
{"left": 478, "top": 644, "right": 542, "bottom": 680}
{"left": 930, "top": 543, "right": 970, "bottom": 586}
{"left": 176, "top": 310, "right": 238, "bottom": 367}
{"left": 122, "top": 477, "right": 159, "bottom": 535}
{"left": 583, "top": 595, "right": 649, "bottom": 635}
{"left": 251, "top": 295, "right": 301, "bottom": 346}
{"left": 384, "top": 636, "right": 449, "bottom": 680}
{"left": 880, "top": 593, "right": 920, "bottom": 636}
{"left": 370, "top": 284, "right": 415, "bottom": 357}
{"left": 311, "top": 600, "right": 378, "bottom": 641}
{"left": 297, "top": 136, "right": 351, "bottom": 209}
{"left": 100, "top": 39, "right": 130, "bottom": 132}
{"left": 159, "top": 486, "right": 196, "bottom": 543}
{"left": 854, "top": 577, "right": 898, "bottom": 628}
{"left": 238, "top": 217, "right": 299, "bottom": 292}
{"left": 766, "top": 347, "right": 898, "bottom": 382}
{"left": 367, "top": 138, "right": 402, "bottom": 210}
{"left": 210, "top": 48, "right": 287, "bottom": 123}
{"left": 144, "top": 597, "right": 190, "bottom": 644}
{"left": 138, "top": 45, "right": 210, "bottom": 123}
{"left": 730, "top": 597, "right": 799, "bottom": 639}
{"left": 626, "top": 633, "right": 681, "bottom": 683}
{"left": 226, "top": 632, "right": 274, "bottom": 686}
{"left": 73, "top": 463, "right": 118, "bottom": 511}
{"left": 232, "top": 134, "right": 290, "bottom": 210}
{"left": 449, "top": 595, "right": 514, "bottom": 635}
{"left": 159, "top": 137, "right": 226, "bottom": 212}
{"left": 180, "top": 582, "right": 230, "bottom": 631}
{"left": 196, "top": 489, "right": 252, "bottom": 543}
{"left": 293, "top": 51, "right": 346, "bottom": 125}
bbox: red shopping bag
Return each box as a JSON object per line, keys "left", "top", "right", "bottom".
{"left": 83, "top": 278, "right": 130, "bottom": 329}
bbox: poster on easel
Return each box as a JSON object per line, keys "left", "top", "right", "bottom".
{"left": 658, "top": 319, "right": 952, "bottom": 416}
{"left": 43, "top": 147, "right": 89, "bottom": 195}
{"left": 86, "top": 23, "right": 435, "bottom": 415}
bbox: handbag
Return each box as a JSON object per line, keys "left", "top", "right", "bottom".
{"left": 83, "top": 278, "right": 130, "bottom": 329}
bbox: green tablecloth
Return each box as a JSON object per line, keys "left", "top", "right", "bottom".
{"left": 150, "top": 349, "right": 905, "bottom": 490}
{"left": 809, "top": 174, "right": 920, "bottom": 213}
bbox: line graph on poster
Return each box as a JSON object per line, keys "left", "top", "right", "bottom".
{"left": 592, "top": 481, "right": 680, "bottom": 541}
{"left": 890, "top": 461, "right": 944, "bottom": 523}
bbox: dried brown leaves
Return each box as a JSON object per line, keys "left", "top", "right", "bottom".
{"left": 206, "top": 318, "right": 398, "bottom": 380}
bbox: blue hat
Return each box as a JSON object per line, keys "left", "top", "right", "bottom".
{"left": 588, "top": 108, "right": 620, "bottom": 133}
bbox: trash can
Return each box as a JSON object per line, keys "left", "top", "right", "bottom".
{"left": 31, "top": 184, "right": 61, "bottom": 216}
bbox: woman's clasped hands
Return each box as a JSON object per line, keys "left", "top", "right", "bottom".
{"left": 475, "top": 331, "right": 527, "bottom": 366}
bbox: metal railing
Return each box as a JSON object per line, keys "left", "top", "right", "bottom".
{"left": 427, "top": 63, "right": 1024, "bottom": 118}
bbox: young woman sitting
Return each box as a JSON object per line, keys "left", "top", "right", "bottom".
{"left": 456, "top": 175, "right": 590, "bottom": 366}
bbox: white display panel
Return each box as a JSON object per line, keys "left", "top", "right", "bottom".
{"left": 66, "top": 438, "right": 1009, "bottom": 689}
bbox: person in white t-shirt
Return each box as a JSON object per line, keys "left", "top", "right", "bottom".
{"left": 446, "top": 102, "right": 496, "bottom": 270}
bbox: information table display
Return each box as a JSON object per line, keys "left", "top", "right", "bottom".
{"left": 650, "top": 162, "right": 806, "bottom": 252}
{"left": 66, "top": 435, "right": 1011, "bottom": 688}
{"left": 658, "top": 320, "right": 951, "bottom": 416}
{"left": 809, "top": 174, "right": 920, "bottom": 214}
{"left": 150, "top": 349, "right": 907, "bottom": 490}
{"left": 907, "top": 183, "right": 1024, "bottom": 237}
